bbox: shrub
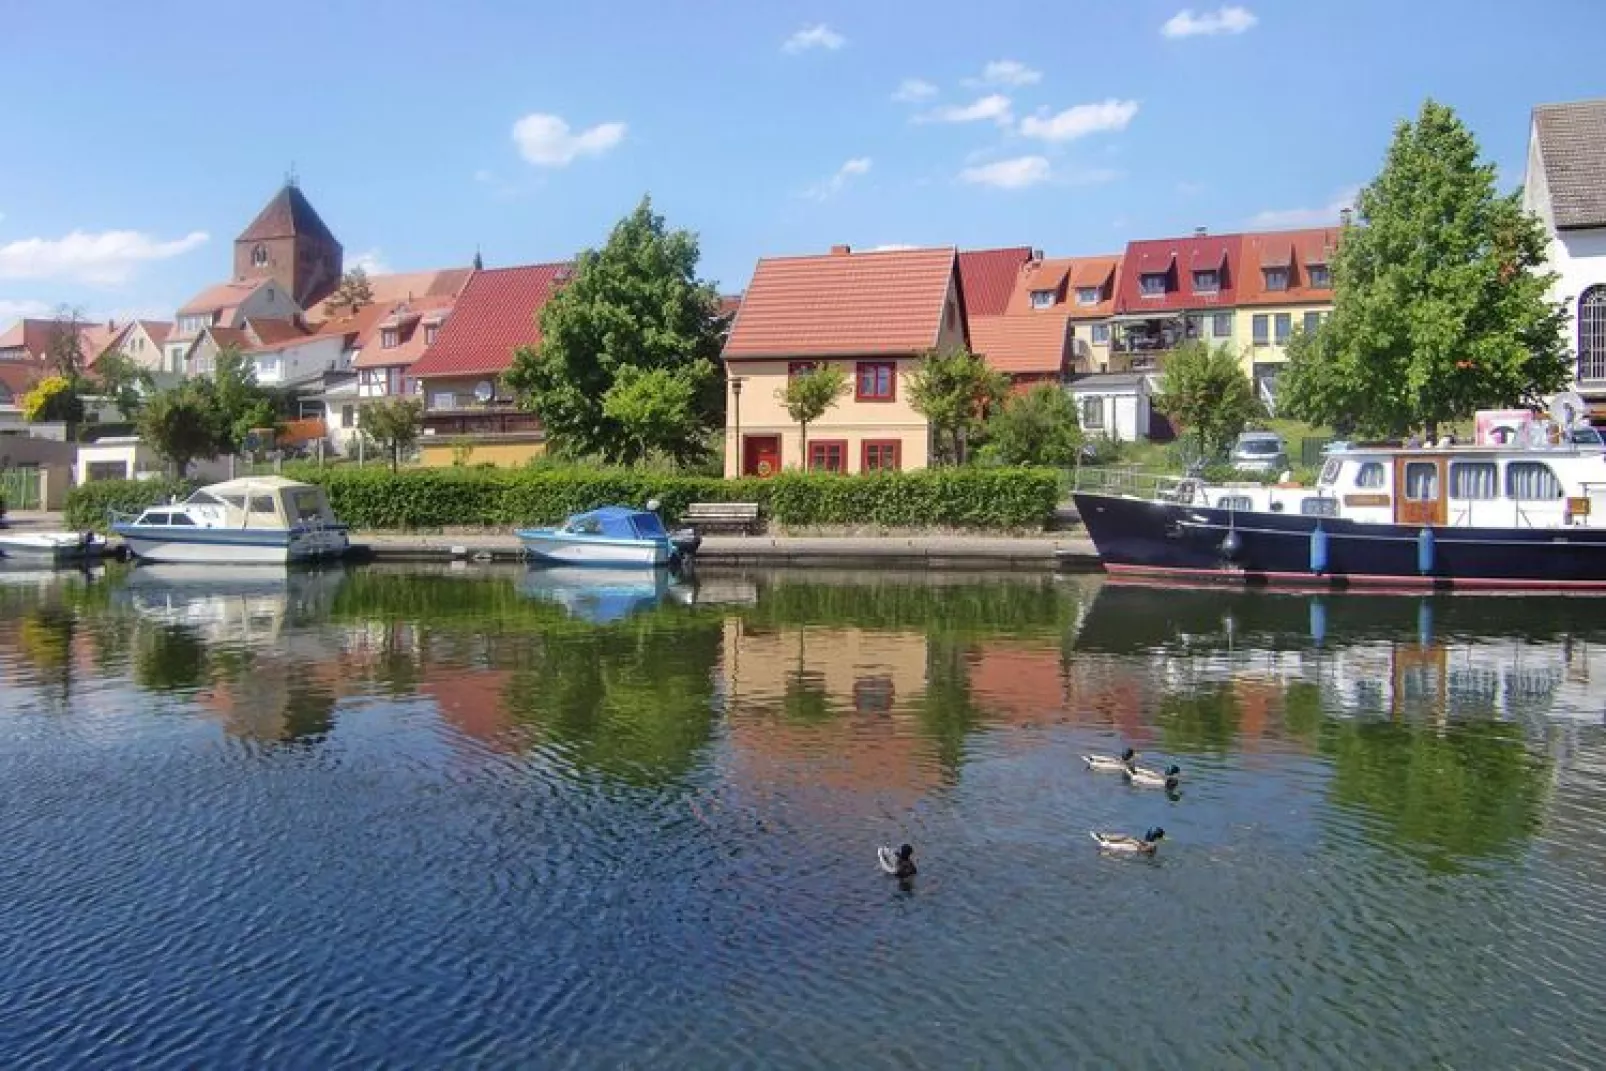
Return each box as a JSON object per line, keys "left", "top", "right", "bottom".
{"left": 65, "top": 478, "right": 195, "bottom": 531}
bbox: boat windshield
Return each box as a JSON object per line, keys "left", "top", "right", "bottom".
{"left": 631, "top": 513, "right": 668, "bottom": 539}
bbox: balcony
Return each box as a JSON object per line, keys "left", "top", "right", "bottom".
{"left": 422, "top": 400, "right": 542, "bottom": 437}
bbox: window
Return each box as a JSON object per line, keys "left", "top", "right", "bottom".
{"left": 1263, "top": 267, "right": 1289, "bottom": 291}
{"left": 249, "top": 496, "right": 277, "bottom": 515}
{"left": 432, "top": 391, "right": 457, "bottom": 411}
{"left": 1274, "top": 314, "right": 1292, "bottom": 343}
{"left": 259, "top": 356, "right": 279, "bottom": 375}
{"left": 1252, "top": 315, "right": 1269, "bottom": 345}
{"left": 87, "top": 461, "right": 128, "bottom": 482}
{"left": 1216, "top": 495, "right": 1253, "bottom": 511}
{"left": 1303, "top": 311, "right": 1322, "bottom": 336}
{"left": 1082, "top": 397, "right": 1105, "bottom": 430}
{"left": 856, "top": 361, "right": 895, "bottom": 401}
{"left": 1308, "top": 264, "right": 1331, "bottom": 289}
{"left": 1090, "top": 324, "right": 1110, "bottom": 344}
{"left": 862, "top": 440, "right": 901, "bottom": 471}
{"left": 252, "top": 244, "right": 268, "bottom": 267}
{"left": 1192, "top": 269, "right": 1218, "bottom": 293}
{"left": 141, "top": 513, "right": 171, "bottom": 526}
{"left": 853, "top": 676, "right": 895, "bottom": 714}
{"left": 808, "top": 440, "right": 846, "bottom": 472}
{"left": 1030, "top": 290, "right": 1055, "bottom": 309}
{"left": 1139, "top": 272, "right": 1167, "bottom": 296}
{"left": 1579, "top": 286, "right": 1606, "bottom": 383}
{"left": 1075, "top": 286, "right": 1099, "bottom": 307}
{"left": 1404, "top": 461, "right": 1439, "bottom": 501}
{"left": 1506, "top": 461, "right": 1563, "bottom": 500}
{"left": 1186, "top": 314, "right": 1205, "bottom": 339}
{"left": 381, "top": 328, "right": 399, "bottom": 349}
{"left": 1301, "top": 497, "right": 1339, "bottom": 517}
{"left": 1355, "top": 462, "right": 1386, "bottom": 489}
{"left": 788, "top": 361, "right": 817, "bottom": 378}
{"left": 1212, "top": 313, "right": 1232, "bottom": 338}
{"left": 167, "top": 514, "right": 197, "bottom": 526}
{"left": 425, "top": 324, "right": 439, "bottom": 346}
{"left": 1450, "top": 461, "right": 1497, "bottom": 500}
{"left": 341, "top": 405, "right": 354, "bottom": 429}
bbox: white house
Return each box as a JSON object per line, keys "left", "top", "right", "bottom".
{"left": 1066, "top": 372, "right": 1153, "bottom": 442}
{"left": 244, "top": 332, "right": 348, "bottom": 389}
{"left": 1523, "top": 99, "right": 1606, "bottom": 403}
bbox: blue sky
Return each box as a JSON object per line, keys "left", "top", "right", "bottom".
{"left": 1, "top": 0, "right": 1602, "bottom": 324}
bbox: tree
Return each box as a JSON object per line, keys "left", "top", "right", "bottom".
{"left": 907, "top": 348, "right": 1009, "bottom": 465}
{"left": 505, "top": 196, "right": 726, "bottom": 462}
{"left": 600, "top": 365, "right": 707, "bottom": 465}
{"left": 45, "top": 307, "right": 87, "bottom": 380}
{"left": 92, "top": 349, "right": 156, "bottom": 420}
{"left": 1278, "top": 99, "right": 1570, "bottom": 439}
{"left": 1152, "top": 341, "right": 1263, "bottom": 461}
{"left": 358, "top": 397, "right": 424, "bottom": 472}
{"left": 324, "top": 266, "right": 375, "bottom": 316}
{"left": 21, "top": 376, "right": 86, "bottom": 427}
{"left": 137, "top": 383, "right": 221, "bottom": 477}
{"left": 776, "top": 363, "right": 849, "bottom": 464}
{"left": 210, "top": 346, "right": 278, "bottom": 455}
{"left": 988, "top": 383, "right": 1083, "bottom": 466}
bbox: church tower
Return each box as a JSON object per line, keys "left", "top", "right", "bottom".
{"left": 233, "top": 179, "right": 343, "bottom": 308}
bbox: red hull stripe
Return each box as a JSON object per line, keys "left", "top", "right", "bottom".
{"left": 1102, "top": 562, "right": 1606, "bottom": 592}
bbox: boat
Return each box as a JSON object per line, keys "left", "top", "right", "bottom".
{"left": 110, "top": 476, "right": 350, "bottom": 565}
{"left": 0, "top": 530, "right": 108, "bottom": 564}
{"left": 519, "top": 567, "right": 694, "bottom": 623}
{"left": 516, "top": 505, "right": 699, "bottom": 570}
{"left": 1073, "top": 404, "right": 1606, "bottom": 591}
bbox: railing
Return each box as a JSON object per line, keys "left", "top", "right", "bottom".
{"left": 1068, "top": 464, "right": 1196, "bottom": 502}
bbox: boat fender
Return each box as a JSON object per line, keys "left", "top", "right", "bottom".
{"left": 1309, "top": 525, "right": 1328, "bottom": 574}
{"left": 1220, "top": 529, "right": 1242, "bottom": 560}
{"left": 1309, "top": 599, "right": 1327, "bottom": 645}
{"left": 1417, "top": 527, "right": 1435, "bottom": 575}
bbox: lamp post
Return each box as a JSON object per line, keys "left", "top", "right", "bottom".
{"left": 731, "top": 377, "right": 745, "bottom": 477}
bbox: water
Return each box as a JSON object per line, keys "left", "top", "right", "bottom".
{"left": 2, "top": 563, "right": 1604, "bottom": 1068}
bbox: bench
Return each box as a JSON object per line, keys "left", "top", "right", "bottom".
{"left": 684, "top": 502, "right": 761, "bottom": 535}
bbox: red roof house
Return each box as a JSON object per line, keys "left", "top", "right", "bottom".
{"left": 1114, "top": 232, "right": 1245, "bottom": 314}
{"left": 408, "top": 263, "right": 571, "bottom": 379}
{"left": 958, "top": 246, "right": 1034, "bottom": 318}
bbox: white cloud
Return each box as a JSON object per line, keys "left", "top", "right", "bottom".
{"left": 0, "top": 298, "right": 51, "bottom": 321}
{"left": 1162, "top": 6, "right": 1258, "bottom": 38}
{"left": 892, "top": 78, "right": 938, "bottom": 103}
{"left": 867, "top": 244, "right": 920, "bottom": 252}
{"left": 1249, "top": 186, "right": 1359, "bottom": 228}
{"left": 782, "top": 24, "right": 844, "bottom": 53}
{"left": 970, "top": 60, "right": 1042, "bottom": 87}
{"left": 350, "top": 249, "right": 392, "bottom": 276}
{"left": 512, "top": 113, "right": 627, "bottom": 167}
{"left": 1019, "top": 99, "right": 1140, "bottom": 142}
{"left": 959, "top": 155, "right": 1052, "bottom": 190}
{"left": 0, "top": 229, "right": 208, "bottom": 286}
{"left": 805, "top": 157, "right": 873, "bottom": 201}
{"left": 921, "top": 94, "right": 1013, "bottom": 126}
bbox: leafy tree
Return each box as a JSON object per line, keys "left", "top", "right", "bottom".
{"left": 505, "top": 196, "right": 725, "bottom": 462}
{"left": 907, "top": 348, "right": 1009, "bottom": 465}
{"left": 358, "top": 396, "right": 424, "bottom": 472}
{"left": 987, "top": 383, "right": 1083, "bottom": 466}
{"left": 600, "top": 365, "right": 707, "bottom": 465}
{"left": 324, "top": 266, "right": 375, "bottom": 316}
{"left": 137, "top": 382, "right": 221, "bottom": 476}
{"left": 1152, "top": 341, "right": 1263, "bottom": 461}
{"left": 21, "top": 375, "right": 86, "bottom": 426}
{"left": 1278, "top": 99, "right": 1570, "bottom": 439}
{"left": 92, "top": 349, "right": 156, "bottom": 420}
{"left": 210, "top": 346, "right": 278, "bottom": 454}
{"left": 776, "top": 362, "right": 849, "bottom": 464}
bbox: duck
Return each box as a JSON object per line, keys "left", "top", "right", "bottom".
{"left": 1126, "top": 763, "right": 1181, "bottom": 790}
{"left": 1082, "top": 747, "right": 1136, "bottom": 773}
{"left": 877, "top": 843, "right": 917, "bottom": 879}
{"left": 1089, "top": 827, "right": 1166, "bottom": 855}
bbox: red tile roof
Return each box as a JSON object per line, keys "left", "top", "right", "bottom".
{"left": 1114, "top": 233, "right": 1245, "bottom": 313}
{"left": 238, "top": 184, "right": 339, "bottom": 246}
{"left": 304, "top": 267, "right": 472, "bottom": 320}
{"left": 353, "top": 296, "right": 458, "bottom": 369}
{"left": 969, "top": 314, "right": 1072, "bottom": 375}
{"left": 244, "top": 317, "right": 310, "bottom": 347}
{"left": 138, "top": 320, "right": 172, "bottom": 347}
{"left": 206, "top": 327, "right": 252, "bottom": 351}
{"left": 959, "top": 246, "right": 1034, "bottom": 317}
{"left": 724, "top": 246, "right": 961, "bottom": 359}
{"left": 0, "top": 360, "right": 42, "bottom": 402}
{"left": 178, "top": 280, "right": 268, "bottom": 317}
{"left": 408, "top": 264, "right": 571, "bottom": 378}
{"left": 3, "top": 318, "right": 131, "bottom": 367}
{"left": 1236, "top": 228, "right": 1341, "bottom": 306}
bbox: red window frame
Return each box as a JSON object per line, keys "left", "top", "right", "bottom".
{"left": 855, "top": 361, "right": 895, "bottom": 402}
{"left": 861, "top": 439, "right": 901, "bottom": 472}
{"left": 808, "top": 439, "right": 848, "bottom": 473}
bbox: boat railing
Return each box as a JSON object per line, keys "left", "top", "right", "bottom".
{"left": 1071, "top": 465, "right": 1199, "bottom": 503}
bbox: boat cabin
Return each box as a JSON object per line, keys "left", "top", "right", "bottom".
{"left": 129, "top": 477, "right": 341, "bottom": 531}
{"left": 559, "top": 507, "right": 670, "bottom": 541}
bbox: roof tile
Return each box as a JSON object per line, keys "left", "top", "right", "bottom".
{"left": 353, "top": 296, "right": 459, "bottom": 370}
{"left": 238, "top": 184, "right": 340, "bottom": 246}
{"left": 408, "top": 264, "right": 571, "bottom": 378}
{"left": 968, "top": 314, "right": 1072, "bottom": 375}
{"left": 958, "top": 246, "right": 1033, "bottom": 317}
{"left": 1237, "top": 228, "right": 1341, "bottom": 306}
{"left": 178, "top": 279, "right": 269, "bottom": 317}
{"left": 1115, "top": 234, "right": 1244, "bottom": 313}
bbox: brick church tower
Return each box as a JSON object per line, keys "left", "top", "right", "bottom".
{"left": 233, "top": 179, "right": 343, "bottom": 308}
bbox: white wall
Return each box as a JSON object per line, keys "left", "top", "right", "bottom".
{"left": 1069, "top": 388, "right": 1150, "bottom": 442}
{"left": 252, "top": 336, "right": 346, "bottom": 386}
{"left": 1526, "top": 121, "right": 1606, "bottom": 392}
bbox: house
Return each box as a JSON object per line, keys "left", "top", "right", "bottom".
{"left": 1111, "top": 230, "right": 1244, "bottom": 374}
{"left": 111, "top": 320, "right": 175, "bottom": 376}
{"left": 304, "top": 267, "right": 472, "bottom": 322}
{"left": 1523, "top": 98, "right": 1606, "bottom": 405}
{"left": 722, "top": 244, "right": 968, "bottom": 476}
{"left": 0, "top": 317, "right": 128, "bottom": 369}
{"left": 406, "top": 263, "right": 571, "bottom": 466}
{"left": 0, "top": 360, "right": 40, "bottom": 433}
{"left": 353, "top": 296, "right": 458, "bottom": 401}
{"left": 1065, "top": 371, "right": 1153, "bottom": 442}
{"left": 958, "top": 246, "right": 1034, "bottom": 317}
{"left": 990, "top": 253, "right": 1124, "bottom": 375}
{"left": 241, "top": 324, "right": 345, "bottom": 390}
{"left": 170, "top": 281, "right": 302, "bottom": 371}
{"left": 1235, "top": 228, "right": 1340, "bottom": 411}
{"left": 183, "top": 318, "right": 309, "bottom": 377}
{"left": 968, "top": 315, "right": 1073, "bottom": 391}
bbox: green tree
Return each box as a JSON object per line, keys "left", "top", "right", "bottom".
{"left": 210, "top": 346, "right": 278, "bottom": 454}
{"left": 600, "top": 365, "right": 707, "bottom": 465}
{"left": 1152, "top": 341, "right": 1263, "bottom": 461}
{"left": 324, "top": 266, "right": 375, "bottom": 316}
{"left": 136, "top": 382, "right": 221, "bottom": 477}
{"left": 505, "top": 196, "right": 725, "bottom": 462}
{"left": 988, "top": 383, "right": 1083, "bottom": 466}
{"left": 92, "top": 349, "right": 156, "bottom": 420}
{"left": 21, "top": 375, "right": 86, "bottom": 426}
{"left": 358, "top": 396, "right": 424, "bottom": 472}
{"left": 1278, "top": 99, "right": 1570, "bottom": 439}
{"left": 776, "top": 362, "right": 849, "bottom": 465}
{"left": 907, "top": 348, "right": 1009, "bottom": 465}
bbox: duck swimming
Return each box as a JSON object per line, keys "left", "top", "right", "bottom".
{"left": 1082, "top": 747, "right": 1136, "bottom": 773}
{"left": 878, "top": 843, "right": 917, "bottom": 879}
{"left": 1089, "top": 827, "right": 1166, "bottom": 855}
{"left": 1126, "top": 763, "right": 1181, "bottom": 790}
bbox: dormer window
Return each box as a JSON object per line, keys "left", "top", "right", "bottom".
{"left": 1192, "top": 269, "right": 1219, "bottom": 294}
{"left": 1308, "top": 264, "right": 1331, "bottom": 288}
{"left": 425, "top": 324, "right": 439, "bottom": 346}
{"left": 1263, "top": 267, "right": 1289, "bottom": 291}
{"left": 1030, "top": 289, "right": 1056, "bottom": 310}
{"left": 252, "top": 244, "right": 268, "bottom": 267}
{"left": 1075, "top": 286, "right": 1099, "bottom": 307}
{"left": 381, "top": 328, "right": 399, "bottom": 349}
{"left": 1139, "top": 273, "right": 1168, "bottom": 297}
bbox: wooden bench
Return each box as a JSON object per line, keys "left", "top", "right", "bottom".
{"left": 684, "top": 502, "right": 761, "bottom": 535}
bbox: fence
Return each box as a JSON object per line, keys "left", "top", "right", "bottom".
{"left": 1299, "top": 436, "right": 1334, "bottom": 468}
{"left": 0, "top": 468, "right": 42, "bottom": 511}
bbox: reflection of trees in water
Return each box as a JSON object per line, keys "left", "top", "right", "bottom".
{"left": 1158, "top": 684, "right": 1242, "bottom": 755}
{"left": 916, "top": 638, "right": 986, "bottom": 775}
{"left": 134, "top": 624, "right": 209, "bottom": 692}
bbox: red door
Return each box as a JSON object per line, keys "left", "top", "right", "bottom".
{"left": 743, "top": 435, "right": 781, "bottom": 478}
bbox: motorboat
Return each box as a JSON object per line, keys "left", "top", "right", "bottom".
{"left": 519, "top": 566, "right": 695, "bottom": 623}
{"left": 0, "top": 529, "right": 108, "bottom": 564}
{"left": 516, "top": 505, "right": 699, "bottom": 570}
{"left": 111, "top": 477, "right": 350, "bottom": 565}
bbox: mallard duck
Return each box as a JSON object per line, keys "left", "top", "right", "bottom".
{"left": 1082, "top": 747, "right": 1136, "bottom": 773}
{"left": 877, "top": 843, "right": 917, "bottom": 879}
{"left": 1089, "top": 827, "right": 1165, "bottom": 855}
{"left": 1126, "top": 763, "right": 1181, "bottom": 790}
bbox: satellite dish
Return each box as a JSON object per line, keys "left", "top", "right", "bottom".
{"left": 473, "top": 380, "right": 494, "bottom": 404}
{"left": 1551, "top": 391, "right": 1589, "bottom": 429}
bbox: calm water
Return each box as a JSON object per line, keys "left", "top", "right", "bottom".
{"left": 2, "top": 563, "right": 1605, "bottom": 1068}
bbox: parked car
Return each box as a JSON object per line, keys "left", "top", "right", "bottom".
{"left": 1230, "top": 431, "right": 1290, "bottom": 475}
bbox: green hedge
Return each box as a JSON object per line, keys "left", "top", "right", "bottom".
{"left": 65, "top": 478, "right": 196, "bottom": 531}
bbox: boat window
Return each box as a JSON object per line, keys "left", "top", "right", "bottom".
{"left": 631, "top": 513, "right": 668, "bottom": 539}
{"left": 1300, "top": 497, "right": 1339, "bottom": 517}
{"left": 220, "top": 495, "right": 247, "bottom": 510}
{"left": 249, "top": 495, "right": 278, "bottom": 515}
{"left": 288, "top": 490, "right": 327, "bottom": 522}
{"left": 1354, "top": 462, "right": 1385, "bottom": 489}
{"left": 1506, "top": 461, "right": 1563, "bottom": 500}
{"left": 1319, "top": 458, "right": 1341, "bottom": 485}
{"left": 1449, "top": 461, "right": 1497, "bottom": 500}
{"left": 187, "top": 491, "right": 224, "bottom": 506}
{"left": 1404, "top": 462, "right": 1439, "bottom": 501}
{"left": 142, "top": 512, "right": 170, "bottom": 525}
{"left": 1216, "top": 495, "right": 1254, "bottom": 511}
{"left": 166, "top": 513, "right": 197, "bottom": 526}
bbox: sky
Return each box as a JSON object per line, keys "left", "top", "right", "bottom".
{"left": 1, "top": 0, "right": 1602, "bottom": 326}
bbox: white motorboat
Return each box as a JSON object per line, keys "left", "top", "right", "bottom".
{"left": 111, "top": 477, "right": 350, "bottom": 565}
{"left": 0, "top": 529, "right": 108, "bottom": 563}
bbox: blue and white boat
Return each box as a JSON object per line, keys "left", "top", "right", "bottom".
{"left": 520, "top": 567, "right": 694, "bottom": 623}
{"left": 112, "top": 476, "right": 350, "bottom": 565}
{"left": 516, "top": 505, "right": 698, "bottom": 569}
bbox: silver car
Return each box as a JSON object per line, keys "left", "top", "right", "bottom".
{"left": 1231, "top": 431, "right": 1289, "bottom": 474}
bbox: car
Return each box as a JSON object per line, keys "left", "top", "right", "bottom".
{"left": 1230, "top": 431, "right": 1290, "bottom": 474}
{"left": 1569, "top": 425, "right": 1605, "bottom": 447}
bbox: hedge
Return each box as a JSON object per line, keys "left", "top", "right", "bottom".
{"left": 66, "top": 465, "right": 1061, "bottom": 532}
{"left": 65, "top": 477, "right": 195, "bottom": 531}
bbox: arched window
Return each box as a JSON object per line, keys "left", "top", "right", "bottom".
{"left": 1579, "top": 286, "right": 1606, "bottom": 383}
{"left": 252, "top": 244, "right": 268, "bottom": 267}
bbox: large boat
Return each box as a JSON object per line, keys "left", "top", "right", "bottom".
{"left": 1073, "top": 417, "right": 1606, "bottom": 591}
{"left": 516, "top": 505, "right": 699, "bottom": 570}
{"left": 111, "top": 477, "right": 350, "bottom": 565}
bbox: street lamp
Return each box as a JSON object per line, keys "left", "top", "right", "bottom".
{"left": 731, "top": 377, "right": 745, "bottom": 477}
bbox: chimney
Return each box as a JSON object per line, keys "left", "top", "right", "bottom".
{"left": 1194, "top": 227, "right": 1207, "bottom": 238}
{"left": 830, "top": 244, "right": 852, "bottom": 256}
{"left": 1339, "top": 208, "right": 1354, "bottom": 227}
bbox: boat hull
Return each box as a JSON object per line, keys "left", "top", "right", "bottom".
{"left": 112, "top": 524, "right": 350, "bottom": 565}
{"left": 0, "top": 533, "right": 107, "bottom": 563}
{"left": 516, "top": 531, "right": 671, "bottom": 568}
{"left": 1073, "top": 491, "right": 1606, "bottom": 590}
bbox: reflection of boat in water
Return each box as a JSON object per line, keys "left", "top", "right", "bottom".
{"left": 0, "top": 530, "right": 109, "bottom": 563}
{"left": 519, "top": 567, "right": 694, "bottom": 624}
{"left": 118, "top": 565, "right": 349, "bottom": 645}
